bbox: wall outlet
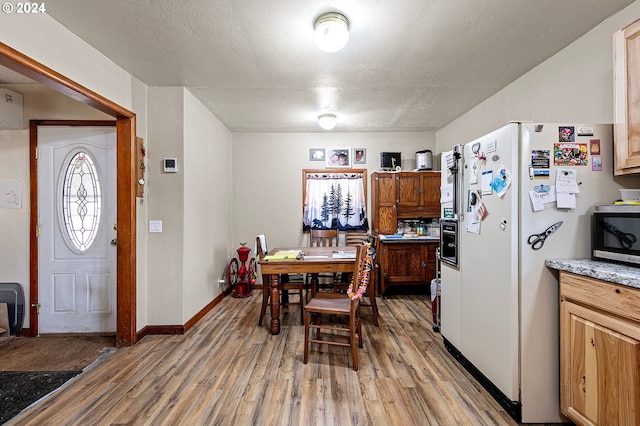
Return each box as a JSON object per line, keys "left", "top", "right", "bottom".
{"left": 217, "top": 279, "right": 225, "bottom": 288}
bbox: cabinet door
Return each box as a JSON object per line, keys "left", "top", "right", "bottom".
{"left": 397, "top": 173, "right": 421, "bottom": 209}
{"left": 425, "top": 243, "right": 437, "bottom": 283}
{"left": 420, "top": 173, "right": 441, "bottom": 216}
{"left": 372, "top": 173, "right": 397, "bottom": 235}
{"left": 614, "top": 19, "right": 640, "bottom": 175}
{"left": 382, "top": 244, "right": 423, "bottom": 284}
{"left": 560, "top": 300, "right": 640, "bottom": 426}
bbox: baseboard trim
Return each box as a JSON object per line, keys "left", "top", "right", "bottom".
{"left": 443, "top": 338, "right": 522, "bottom": 423}
{"left": 136, "top": 290, "right": 229, "bottom": 341}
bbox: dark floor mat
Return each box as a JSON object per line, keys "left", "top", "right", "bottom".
{"left": 0, "top": 371, "right": 79, "bottom": 424}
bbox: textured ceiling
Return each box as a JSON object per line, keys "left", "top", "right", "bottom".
{"left": 18, "top": 0, "right": 635, "bottom": 132}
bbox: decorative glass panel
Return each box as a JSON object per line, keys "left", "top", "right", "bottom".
{"left": 61, "top": 151, "right": 102, "bottom": 252}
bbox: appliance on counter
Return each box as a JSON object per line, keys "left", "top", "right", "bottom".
{"left": 438, "top": 122, "right": 626, "bottom": 423}
{"left": 415, "top": 149, "right": 433, "bottom": 170}
{"left": 592, "top": 204, "right": 640, "bottom": 265}
{"left": 380, "top": 152, "right": 402, "bottom": 170}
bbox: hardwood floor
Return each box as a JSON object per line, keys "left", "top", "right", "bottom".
{"left": 8, "top": 293, "right": 520, "bottom": 425}
{"left": 0, "top": 335, "right": 115, "bottom": 372}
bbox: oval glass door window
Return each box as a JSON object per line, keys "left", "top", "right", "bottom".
{"left": 60, "top": 150, "right": 102, "bottom": 252}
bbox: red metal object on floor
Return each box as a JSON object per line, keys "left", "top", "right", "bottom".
{"left": 231, "top": 244, "right": 254, "bottom": 298}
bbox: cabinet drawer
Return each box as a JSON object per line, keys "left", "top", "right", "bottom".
{"left": 560, "top": 271, "right": 640, "bottom": 323}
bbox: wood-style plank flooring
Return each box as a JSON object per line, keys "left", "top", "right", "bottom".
{"left": 8, "top": 292, "right": 521, "bottom": 425}
{"left": 0, "top": 335, "right": 115, "bottom": 372}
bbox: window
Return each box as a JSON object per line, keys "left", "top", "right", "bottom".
{"left": 60, "top": 150, "right": 102, "bottom": 252}
{"left": 302, "top": 168, "right": 368, "bottom": 232}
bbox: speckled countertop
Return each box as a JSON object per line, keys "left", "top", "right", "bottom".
{"left": 545, "top": 259, "right": 640, "bottom": 289}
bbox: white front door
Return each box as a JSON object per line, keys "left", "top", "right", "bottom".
{"left": 38, "top": 126, "right": 116, "bottom": 333}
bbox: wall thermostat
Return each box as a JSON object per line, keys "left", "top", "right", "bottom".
{"left": 163, "top": 158, "right": 178, "bottom": 173}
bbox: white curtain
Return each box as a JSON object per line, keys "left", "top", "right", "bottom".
{"left": 303, "top": 172, "right": 368, "bottom": 231}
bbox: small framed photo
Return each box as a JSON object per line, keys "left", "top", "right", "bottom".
{"left": 309, "top": 148, "right": 325, "bottom": 161}
{"left": 325, "top": 147, "right": 351, "bottom": 168}
{"left": 353, "top": 148, "right": 366, "bottom": 164}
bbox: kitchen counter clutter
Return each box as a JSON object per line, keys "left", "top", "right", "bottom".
{"left": 379, "top": 235, "right": 439, "bottom": 242}
{"left": 545, "top": 258, "right": 640, "bottom": 289}
{"left": 547, "top": 259, "right": 640, "bottom": 426}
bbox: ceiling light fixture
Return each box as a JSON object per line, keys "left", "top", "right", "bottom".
{"left": 314, "top": 12, "right": 349, "bottom": 53}
{"left": 318, "top": 113, "right": 337, "bottom": 130}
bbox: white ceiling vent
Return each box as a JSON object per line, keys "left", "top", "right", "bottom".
{"left": 0, "top": 88, "right": 23, "bottom": 130}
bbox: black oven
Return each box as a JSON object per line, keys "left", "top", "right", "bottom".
{"left": 592, "top": 204, "right": 640, "bottom": 265}
{"left": 440, "top": 218, "right": 459, "bottom": 267}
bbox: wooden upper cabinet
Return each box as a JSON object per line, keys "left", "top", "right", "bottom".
{"left": 614, "top": 19, "right": 640, "bottom": 175}
{"left": 371, "top": 171, "right": 441, "bottom": 234}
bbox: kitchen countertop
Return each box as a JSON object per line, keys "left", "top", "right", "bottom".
{"left": 379, "top": 235, "right": 439, "bottom": 242}
{"left": 545, "top": 258, "right": 640, "bottom": 289}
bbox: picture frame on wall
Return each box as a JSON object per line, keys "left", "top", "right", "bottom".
{"left": 309, "top": 148, "right": 325, "bottom": 161}
{"left": 353, "top": 148, "right": 366, "bottom": 164}
{"left": 325, "top": 147, "right": 351, "bottom": 168}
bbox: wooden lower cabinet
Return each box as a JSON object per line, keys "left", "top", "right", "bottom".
{"left": 379, "top": 241, "right": 437, "bottom": 295}
{"left": 559, "top": 272, "right": 640, "bottom": 426}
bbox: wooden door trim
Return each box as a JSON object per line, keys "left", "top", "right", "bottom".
{"left": 0, "top": 41, "right": 138, "bottom": 346}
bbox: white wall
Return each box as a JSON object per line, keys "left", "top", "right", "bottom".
{"left": 146, "top": 87, "right": 185, "bottom": 325}
{"left": 183, "top": 89, "right": 233, "bottom": 322}
{"left": 436, "top": 1, "right": 640, "bottom": 151}
{"left": 231, "top": 131, "right": 436, "bottom": 257}
{"left": 146, "top": 87, "right": 233, "bottom": 325}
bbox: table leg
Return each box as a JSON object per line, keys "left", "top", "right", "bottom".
{"left": 310, "top": 273, "right": 319, "bottom": 298}
{"left": 269, "top": 273, "right": 280, "bottom": 335}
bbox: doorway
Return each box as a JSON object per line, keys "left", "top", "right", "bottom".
{"left": 0, "top": 41, "right": 138, "bottom": 346}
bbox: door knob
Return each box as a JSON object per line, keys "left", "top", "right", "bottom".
{"left": 111, "top": 238, "right": 117, "bottom": 246}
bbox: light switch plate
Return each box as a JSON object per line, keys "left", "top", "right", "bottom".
{"left": 149, "top": 220, "right": 163, "bottom": 233}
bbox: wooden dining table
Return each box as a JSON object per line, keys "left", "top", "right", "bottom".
{"left": 258, "top": 246, "right": 357, "bottom": 335}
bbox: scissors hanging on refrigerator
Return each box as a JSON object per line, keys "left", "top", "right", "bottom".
{"left": 527, "top": 221, "right": 563, "bottom": 250}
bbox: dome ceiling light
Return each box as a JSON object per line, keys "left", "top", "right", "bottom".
{"left": 314, "top": 12, "right": 349, "bottom": 53}
{"left": 318, "top": 113, "right": 337, "bottom": 130}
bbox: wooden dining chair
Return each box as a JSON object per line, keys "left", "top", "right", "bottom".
{"left": 303, "top": 241, "right": 373, "bottom": 371}
{"left": 344, "top": 231, "right": 369, "bottom": 246}
{"left": 336, "top": 232, "right": 379, "bottom": 327}
{"left": 309, "top": 229, "right": 339, "bottom": 247}
{"left": 306, "top": 229, "right": 340, "bottom": 294}
{"left": 256, "top": 235, "right": 306, "bottom": 326}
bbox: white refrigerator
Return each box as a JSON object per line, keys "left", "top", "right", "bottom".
{"left": 439, "top": 122, "right": 632, "bottom": 423}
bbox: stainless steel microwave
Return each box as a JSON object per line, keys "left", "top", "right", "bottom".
{"left": 592, "top": 204, "right": 640, "bottom": 265}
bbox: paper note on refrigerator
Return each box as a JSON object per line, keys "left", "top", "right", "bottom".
{"left": 440, "top": 183, "right": 453, "bottom": 203}
{"left": 556, "top": 192, "right": 577, "bottom": 209}
{"left": 555, "top": 169, "right": 580, "bottom": 193}
{"left": 482, "top": 170, "right": 493, "bottom": 195}
{"left": 528, "top": 186, "right": 556, "bottom": 212}
{"left": 489, "top": 165, "right": 512, "bottom": 198}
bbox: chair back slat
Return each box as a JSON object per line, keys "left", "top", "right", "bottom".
{"left": 344, "top": 231, "right": 369, "bottom": 247}
{"left": 309, "top": 229, "right": 339, "bottom": 247}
